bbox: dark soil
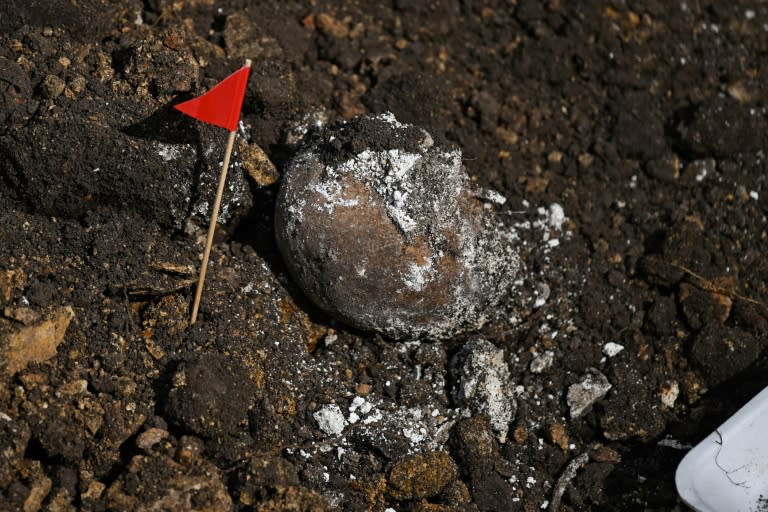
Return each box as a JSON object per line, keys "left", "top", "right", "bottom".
{"left": 2, "top": 1, "right": 768, "bottom": 511}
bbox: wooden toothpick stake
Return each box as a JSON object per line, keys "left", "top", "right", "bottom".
{"left": 189, "top": 128, "right": 237, "bottom": 324}
{"left": 174, "top": 59, "right": 252, "bottom": 325}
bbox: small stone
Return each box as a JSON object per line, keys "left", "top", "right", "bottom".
{"left": 513, "top": 426, "right": 529, "bottom": 445}
{"left": 727, "top": 81, "right": 753, "bottom": 104}
{"left": 40, "top": 74, "right": 66, "bottom": 99}
{"left": 68, "top": 75, "right": 87, "bottom": 95}
{"left": 451, "top": 339, "right": 516, "bottom": 443}
{"left": 645, "top": 154, "right": 680, "bottom": 183}
{"left": 682, "top": 158, "right": 716, "bottom": 183}
{"left": 176, "top": 435, "right": 205, "bottom": 464}
{"left": 547, "top": 150, "right": 564, "bottom": 164}
{"left": 529, "top": 350, "right": 554, "bottom": 373}
{"left": 387, "top": 451, "right": 458, "bottom": 500}
{"left": 659, "top": 380, "right": 679, "bottom": 409}
{"left": 547, "top": 423, "right": 569, "bottom": 451}
{"left": 1, "top": 306, "right": 74, "bottom": 376}
{"left": 81, "top": 481, "right": 106, "bottom": 501}
{"left": 275, "top": 113, "right": 521, "bottom": 339}
{"left": 602, "top": 342, "right": 624, "bottom": 358}
{"left": 577, "top": 153, "right": 594, "bottom": 168}
{"left": 314, "top": 13, "right": 349, "bottom": 38}
{"left": 313, "top": 404, "right": 347, "bottom": 436}
{"left": 59, "top": 379, "right": 88, "bottom": 396}
{"left": 567, "top": 368, "right": 612, "bottom": 419}
{"left": 23, "top": 474, "right": 52, "bottom": 512}
{"left": 589, "top": 444, "right": 621, "bottom": 463}
{"left": 136, "top": 427, "right": 170, "bottom": 451}
{"left": 356, "top": 383, "right": 372, "bottom": 395}
{"left": 0, "top": 269, "right": 26, "bottom": 306}
{"left": 240, "top": 141, "right": 279, "bottom": 186}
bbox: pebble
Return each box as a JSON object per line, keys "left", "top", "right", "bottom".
{"left": 451, "top": 339, "right": 516, "bottom": 443}
{"left": 313, "top": 404, "right": 347, "bottom": 436}
{"left": 239, "top": 141, "right": 279, "bottom": 186}
{"left": 659, "top": 380, "right": 679, "bottom": 409}
{"left": 602, "top": 342, "right": 624, "bottom": 358}
{"left": 683, "top": 158, "right": 716, "bottom": 183}
{"left": 1, "top": 306, "right": 74, "bottom": 376}
{"left": 40, "top": 74, "right": 66, "bottom": 99}
{"left": 387, "top": 451, "right": 458, "bottom": 500}
{"left": 529, "top": 350, "right": 554, "bottom": 373}
{"left": 645, "top": 154, "right": 680, "bottom": 183}
{"left": 136, "top": 427, "right": 170, "bottom": 451}
{"left": 566, "top": 368, "right": 612, "bottom": 419}
{"left": 274, "top": 112, "right": 521, "bottom": 339}
{"left": 547, "top": 423, "right": 570, "bottom": 451}
{"left": 314, "top": 13, "right": 349, "bottom": 39}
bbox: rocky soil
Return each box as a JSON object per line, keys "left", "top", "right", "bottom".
{"left": 2, "top": 1, "right": 768, "bottom": 511}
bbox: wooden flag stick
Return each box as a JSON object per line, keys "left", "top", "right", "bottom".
{"left": 190, "top": 129, "right": 236, "bottom": 325}
{"left": 190, "top": 59, "right": 251, "bottom": 325}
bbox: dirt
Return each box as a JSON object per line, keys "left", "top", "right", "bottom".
{"left": 1, "top": 1, "right": 768, "bottom": 511}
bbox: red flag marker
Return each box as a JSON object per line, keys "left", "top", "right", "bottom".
{"left": 176, "top": 59, "right": 251, "bottom": 325}
{"left": 174, "top": 65, "right": 250, "bottom": 131}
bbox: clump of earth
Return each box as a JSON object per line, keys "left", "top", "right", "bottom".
{"left": 2, "top": 1, "right": 768, "bottom": 511}
{"left": 275, "top": 112, "right": 520, "bottom": 340}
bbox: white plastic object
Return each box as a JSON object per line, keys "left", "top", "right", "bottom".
{"left": 676, "top": 385, "right": 768, "bottom": 511}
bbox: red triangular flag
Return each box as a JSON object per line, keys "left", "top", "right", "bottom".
{"left": 174, "top": 65, "right": 250, "bottom": 131}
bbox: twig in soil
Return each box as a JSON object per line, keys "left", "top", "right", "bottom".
{"left": 126, "top": 279, "right": 196, "bottom": 299}
{"left": 670, "top": 262, "right": 768, "bottom": 310}
{"left": 122, "top": 286, "right": 136, "bottom": 333}
{"left": 549, "top": 452, "right": 590, "bottom": 511}
{"left": 713, "top": 429, "right": 749, "bottom": 487}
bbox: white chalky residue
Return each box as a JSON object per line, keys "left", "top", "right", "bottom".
{"left": 479, "top": 188, "right": 508, "bottom": 205}
{"left": 313, "top": 404, "right": 348, "bottom": 436}
{"left": 530, "top": 351, "right": 554, "bottom": 374}
{"left": 334, "top": 147, "right": 464, "bottom": 238}
{"left": 156, "top": 143, "right": 184, "bottom": 161}
{"left": 602, "top": 342, "right": 624, "bottom": 358}
{"left": 346, "top": 395, "right": 456, "bottom": 454}
{"left": 312, "top": 178, "right": 360, "bottom": 214}
{"left": 363, "top": 409, "right": 383, "bottom": 425}
{"left": 405, "top": 257, "right": 434, "bottom": 292}
{"left": 547, "top": 203, "right": 566, "bottom": 230}
{"left": 334, "top": 149, "right": 422, "bottom": 233}
{"left": 518, "top": 202, "right": 569, "bottom": 251}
